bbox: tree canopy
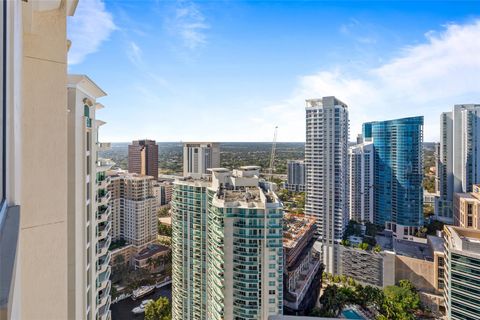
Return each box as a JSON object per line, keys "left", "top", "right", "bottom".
{"left": 145, "top": 297, "right": 172, "bottom": 320}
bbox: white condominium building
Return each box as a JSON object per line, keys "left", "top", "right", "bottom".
{"left": 67, "top": 74, "right": 113, "bottom": 320}
{"left": 171, "top": 166, "right": 284, "bottom": 320}
{"left": 305, "top": 96, "right": 349, "bottom": 275}
{"left": 348, "top": 142, "right": 374, "bottom": 223}
{"left": 436, "top": 104, "right": 480, "bottom": 224}
{"left": 183, "top": 142, "right": 220, "bottom": 178}
{"left": 108, "top": 171, "right": 158, "bottom": 248}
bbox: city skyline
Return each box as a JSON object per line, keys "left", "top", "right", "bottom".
{"left": 67, "top": 0, "right": 480, "bottom": 143}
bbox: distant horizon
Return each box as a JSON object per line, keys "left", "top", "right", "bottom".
{"left": 69, "top": 1, "right": 480, "bottom": 142}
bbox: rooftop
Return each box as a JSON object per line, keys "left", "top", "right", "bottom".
{"left": 222, "top": 187, "right": 262, "bottom": 203}
{"left": 135, "top": 244, "right": 170, "bottom": 261}
{"left": 283, "top": 213, "right": 316, "bottom": 249}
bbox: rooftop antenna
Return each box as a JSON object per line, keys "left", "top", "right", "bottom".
{"left": 268, "top": 126, "right": 278, "bottom": 182}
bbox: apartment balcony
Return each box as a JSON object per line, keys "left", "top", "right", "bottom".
{"left": 96, "top": 205, "right": 111, "bottom": 224}
{"left": 96, "top": 296, "right": 111, "bottom": 320}
{"left": 96, "top": 158, "right": 115, "bottom": 172}
{"left": 96, "top": 265, "right": 111, "bottom": 290}
{"left": 97, "top": 142, "right": 111, "bottom": 152}
{"left": 97, "top": 280, "right": 111, "bottom": 305}
{"left": 97, "top": 221, "right": 111, "bottom": 241}
{"left": 97, "top": 190, "right": 111, "bottom": 207}
{"left": 97, "top": 175, "right": 111, "bottom": 189}
{"left": 96, "top": 236, "right": 111, "bottom": 258}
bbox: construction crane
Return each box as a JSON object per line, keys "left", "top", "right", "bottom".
{"left": 268, "top": 126, "right": 278, "bottom": 181}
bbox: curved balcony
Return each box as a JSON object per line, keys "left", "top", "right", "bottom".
{"left": 97, "top": 142, "right": 111, "bottom": 152}
{"left": 96, "top": 296, "right": 111, "bottom": 320}
{"left": 97, "top": 252, "right": 111, "bottom": 274}
{"left": 96, "top": 236, "right": 111, "bottom": 258}
{"left": 96, "top": 158, "right": 115, "bottom": 172}
{"left": 97, "top": 175, "right": 111, "bottom": 190}
{"left": 97, "top": 222, "right": 111, "bottom": 241}
{"left": 96, "top": 265, "right": 111, "bottom": 290}
{"left": 97, "top": 190, "right": 111, "bottom": 207}
{"left": 96, "top": 205, "right": 110, "bottom": 223}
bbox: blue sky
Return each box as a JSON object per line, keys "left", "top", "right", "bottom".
{"left": 68, "top": 0, "right": 480, "bottom": 142}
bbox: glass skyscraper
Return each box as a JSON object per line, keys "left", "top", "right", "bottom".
{"left": 363, "top": 116, "right": 424, "bottom": 229}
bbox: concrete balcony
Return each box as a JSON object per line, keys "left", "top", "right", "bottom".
{"left": 97, "top": 280, "right": 111, "bottom": 303}
{"left": 96, "top": 236, "right": 111, "bottom": 258}
{"left": 96, "top": 205, "right": 110, "bottom": 224}
{"left": 97, "top": 190, "right": 111, "bottom": 207}
{"left": 97, "top": 175, "right": 111, "bottom": 189}
{"left": 96, "top": 265, "right": 111, "bottom": 290}
{"left": 97, "top": 142, "right": 111, "bottom": 152}
{"left": 97, "top": 222, "right": 111, "bottom": 241}
{"left": 96, "top": 158, "right": 115, "bottom": 172}
{"left": 97, "top": 257, "right": 110, "bottom": 274}
{"left": 97, "top": 296, "right": 111, "bottom": 320}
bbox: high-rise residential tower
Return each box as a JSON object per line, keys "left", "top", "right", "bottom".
{"left": 67, "top": 75, "right": 113, "bottom": 320}
{"left": 363, "top": 116, "right": 424, "bottom": 237}
{"left": 305, "top": 97, "right": 349, "bottom": 274}
{"left": 348, "top": 142, "right": 374, "bottom": 223}
{"left": 128, "top": 140, "right": 159, "bottom": 178}
{"left": 171, "top": 167, "right": 284, "bottom": 320}
{"left": 108, "top": 170, "right": 158, "bottom": 247}
{"left": 183, "top": 142, "right": 220, "bottom": 178}
{"left": 436, "top": 105, "right": 480, "bottom": 224}
{"left": 1, "top": 1, "right": 79, "bottom": 318}
{"left": 443, "top": 226, "right": 480, "bottom": 320}
{"left": 285, "top": 160, "right": 306, "bottom": 192}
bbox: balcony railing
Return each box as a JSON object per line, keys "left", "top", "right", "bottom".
{"left": 96, "top": 158, "right": 115, "bottom": 172}
{"left": 97, "top": 222, "right": 111, "bottom": 240}
{"left": 96, "top": 142, "right": 111, "bottom": 152}
{"left": 97, "top": 296, "right": 111, "bottom": 320}
{"left": 96, "top": 191, "right": 111, "bottom": 206}
{"left": 96, "top": 236, "right": 111, "bottom": 257}
{"left": 96, "top": 205, "right": 110, "bottom": 223}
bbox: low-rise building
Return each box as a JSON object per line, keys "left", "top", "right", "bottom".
{"left": 134, "top": 243, "right": 171, "bottom": 271}
{"left": 337, "top": 233, "right": 445, "bottom": 313}
{"left": 283, "top": 214, "right": 322, "bottom": 315}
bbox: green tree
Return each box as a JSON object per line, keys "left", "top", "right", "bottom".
{"left": 379, "top": 280, "right": 421, "bottom": 320}
{"left": 358, "top": 242, "right": 369, "bottom": 250}
{"left": 145, "top": 297, "right": 172, "bottom": 320}
{"left": 373, "top": 244, "right": 382, "bottom": 253}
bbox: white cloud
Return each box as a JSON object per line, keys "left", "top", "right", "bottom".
{"left": 168, "top": 1, "right": 209, "bottom": 50}
{"left": 68, "top": 0, "right": 116, "bottom": 65}
{"left": 126, "top": 41, "right": 143, "bottom": 66}
{"left": 261, "top": 20, "right": 480, "bottom": 142}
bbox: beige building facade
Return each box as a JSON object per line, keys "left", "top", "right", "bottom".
{"left": 0, "top": 1, "right": 80, "bottom": 319}
{"left": 108, "top": 170, "right": 158, "bottom": 248}
{"left": 454, "top": 184, "right": 480, "bottom": 230}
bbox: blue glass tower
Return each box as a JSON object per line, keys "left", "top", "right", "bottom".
{"left": 363, "top": 116, "right": 424, "bottom": 227}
